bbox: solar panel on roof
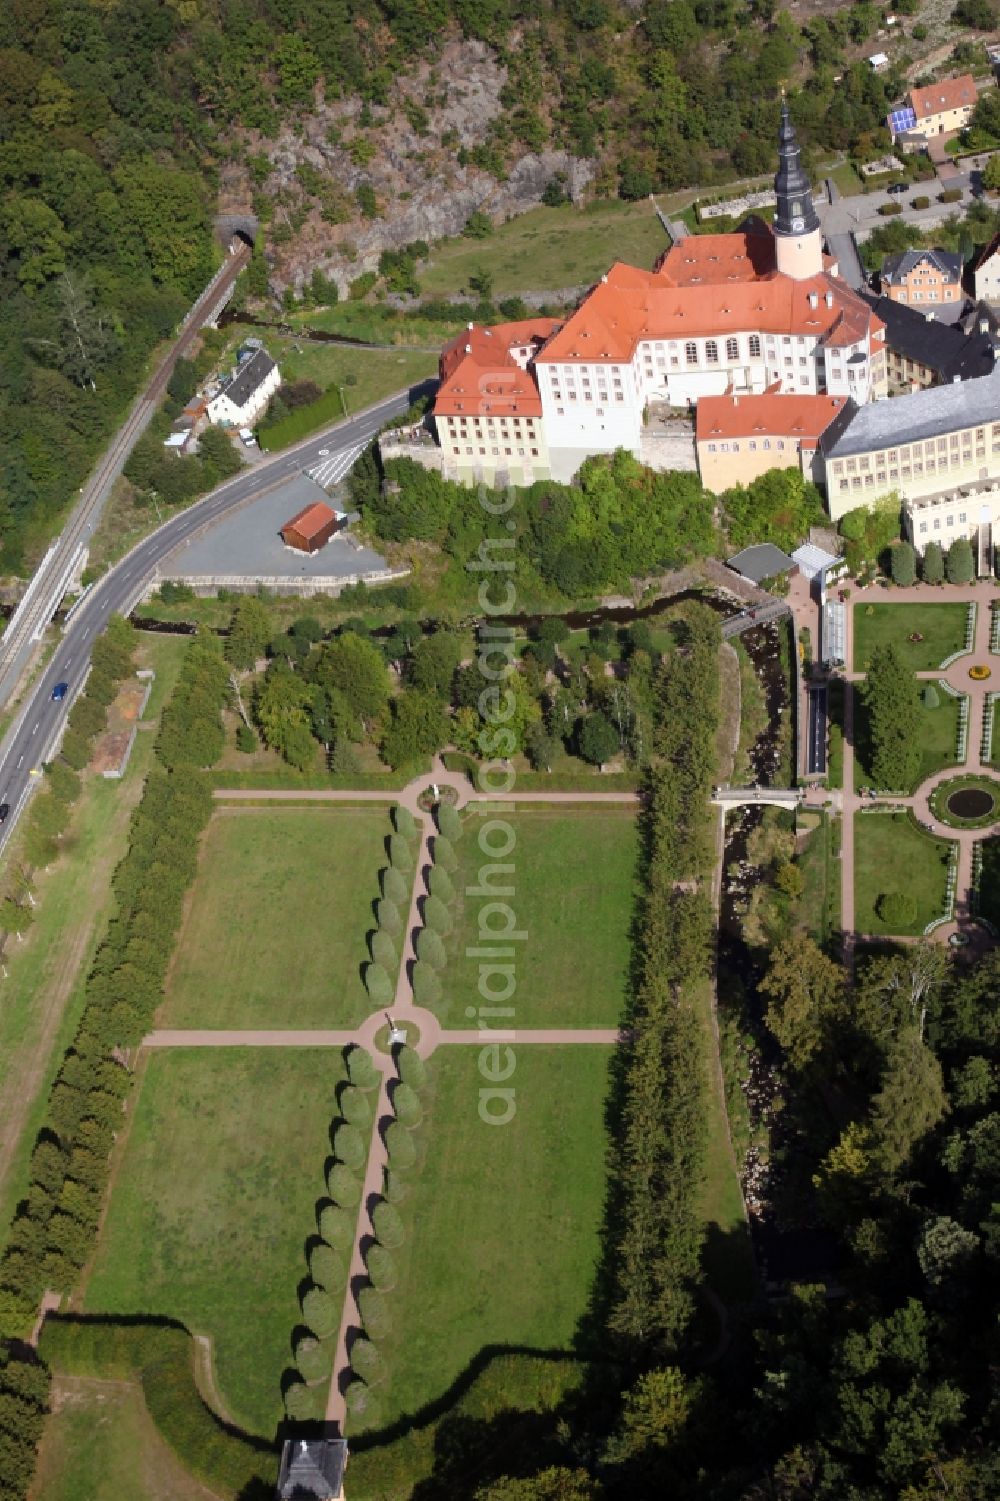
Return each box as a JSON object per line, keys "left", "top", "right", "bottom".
{"left": 889, "top": 107, "right": 917, "bottom": 132}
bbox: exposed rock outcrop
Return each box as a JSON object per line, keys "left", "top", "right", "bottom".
{"left": 216, "top": 38, "right": 595, "bottom": 298}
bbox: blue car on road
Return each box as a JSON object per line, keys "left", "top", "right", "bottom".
{"left": 51, "top": 682, "right": 68, "bottom": 701}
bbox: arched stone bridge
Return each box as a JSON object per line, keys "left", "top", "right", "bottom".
{"left": 711, "top": 786, "right": 804, "bottom": 810}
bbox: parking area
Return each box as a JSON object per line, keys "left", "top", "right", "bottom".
{"left": 158, "top": 473, "right": 390, "bottom": 587}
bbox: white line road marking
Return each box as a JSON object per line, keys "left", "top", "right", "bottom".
{"left": 32, "top": 723, "right": 38, "bottom": 735}
{"left": 16, "top": 757, "right": 23, "bottom": 769}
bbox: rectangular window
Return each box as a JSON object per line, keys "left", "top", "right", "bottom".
{"left": 749, "top": 335, "right": 762, "bottom": 357}
{"left": 706, "top": 340, "right": 719, "bottom": 364}
{"left": 685, "top": 342, "right": 698, "bottom": 365}
{"left": 960, "top": 512, "right": 967, "bottom": 522}
{"left": 920, "top": 522, "right": 928, "bottom": 534}
{"left": 726, "top": 338, "right": 739, "bottom": 360}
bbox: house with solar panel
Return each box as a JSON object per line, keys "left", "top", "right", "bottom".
{"left": 888, "top": 74, "right": 977, "bottom": 146}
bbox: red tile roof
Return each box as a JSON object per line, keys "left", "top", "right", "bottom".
{"left": 536, "top": 260, "right": 883, "bottom": 364}
{"left": 282, "top": 502, "right": 338, "bottom": 540}
{"left": 696, "top": 391, "right": 847, "bottom": 445}
{"left": 435, "top": 318, "right": 559, "bottom": 418}
{"left": 655, "top": 229, "right": 776, "bottom": 285}
{"left": 909, "top": 73, "right": 976, "bottom": 121}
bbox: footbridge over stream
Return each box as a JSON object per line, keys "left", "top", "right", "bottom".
{"left": 712, "top": 786, "right": 804, "bottom": 811}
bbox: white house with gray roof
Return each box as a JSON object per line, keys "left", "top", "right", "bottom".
{"left": 207, "top": 346, "right": 280, "bottom": 428}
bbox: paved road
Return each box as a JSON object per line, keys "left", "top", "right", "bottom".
{"left": 818, "top": 166, "right": 980, "bottom": 243}
{"left": 0, "top": 248, "right": 251, "bottom": 706}
{"left": 0, "top": 383, "right": 432, "bottom": 854}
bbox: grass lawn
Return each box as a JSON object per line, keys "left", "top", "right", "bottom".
{"left": 795, "top": 811, "right": 840, "bottom": 947}
{"left": 854, "top": 812, "right": 954, "bottom": 936}
{"left": 287, "top": 302, "right": 465, "bottom": 347}
{"left": 161, "top": 806, "right": 389, "bottom": 1029}
{"left": 83, "top": 1049, "right": 343, "bottom": 1438}
{"left": 31, "top": 1374, "right": 212, "bottom": 1501}
{"left": 0, "top": 635, "right": 188, "bottom": 1231}
{"left": 233, "top": 331, "right": 437, "bottom": 450}
{"left": 693, "top": 977, "right": 755, "bottom": 1304}
{"left": 439, "top": 809, "right": 637, "bottom": 1027}
{"left": 852, "top": 601, "right": 970, "bottom": 673}
{"left": 418, "top": 199, "right": 669, "bottom": 296}
{"left": 853, "top": 688, "right": 963, "bottom": 790}
{"left": 348, "top": 1045, "right": 611, "bottom": 1447}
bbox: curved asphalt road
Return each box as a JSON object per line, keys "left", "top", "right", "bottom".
{"left": 0, "top": 382, "right": 432, "bottom": 853}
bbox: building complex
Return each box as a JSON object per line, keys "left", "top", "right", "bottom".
{"left": 398, "top": 104, "right": 1000, "bottom": 567}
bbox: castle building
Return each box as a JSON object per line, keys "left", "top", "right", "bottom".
{"left": 422, "top": 105, "right": 886, "bottom": 486}
{"left": 696, "top": 391, "right": 848, "bottom": 493}
{"left": 821, "top": 368, "right": 1000, "bottom": 573}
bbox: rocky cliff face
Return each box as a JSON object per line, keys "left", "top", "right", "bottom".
{"left": 217, "top": 38, "right": 594, "bottom": 298}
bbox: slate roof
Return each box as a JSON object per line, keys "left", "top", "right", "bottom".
{"left": 821, "top": 370, "right": 1000, "bottom": 458}
{"left": 220, "top": 347, "right": 277, "bottom": 409}
{"left": 880, "top": 249, "right": 963, "bottom": 287}
{"left": 859, "top": 292, "right": 996, "bottom": 382}
{"left": 727, "top": 543, "right": 795, "bottom": 582}
{"left": 276, "top": 1438, "right": 347, "bottom": 1499}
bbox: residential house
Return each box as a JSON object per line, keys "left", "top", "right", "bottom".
{"left": 973, "top": 232, "right": 1000, "bottom": 304}
{"left": 696, "top": 390, "right": 848, "bottom": 492}
{"left": 878, "top": 249, "right": 964, "bottom": 315}
{"left": 207, "top": 346, "right": 281, "bottom": 428}
{"left": 899, "top": 73, "right": 977, "bottom": 138}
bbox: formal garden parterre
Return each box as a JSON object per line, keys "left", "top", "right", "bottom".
{"left": 161, "top": 805, "right": 390, "bottom": 1030}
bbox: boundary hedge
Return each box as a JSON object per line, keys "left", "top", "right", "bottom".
{"left": 39, "top": 1316, "right": 275, "bottom": 1498}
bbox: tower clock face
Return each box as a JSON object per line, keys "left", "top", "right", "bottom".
{"left": 791, "top": 216, "right": 805, "bottom": 232}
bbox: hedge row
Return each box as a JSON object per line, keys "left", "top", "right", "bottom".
{"left": 364, "top": 805, "right": 420, "bottom": 1007}
{"left": 347, "top": 1042, "right": 430, "bottom": 1424}
{"left": 284, "top": 1038, "right": 384, "bottom": 1423}
{"left": 39, "top": 1317, "right": 273, "bottom": 1497}
{"left": 607, "top": 602, "right": 720, "bottom": 1354}
{"left": 0, "top": 1347, "right": 50, "bottom": 1501}
{"left": 408, "top": 801, "right": 463, "bottom": 1017}
{"left": 0, "top": 637, "right": 228, "bottom": 1335}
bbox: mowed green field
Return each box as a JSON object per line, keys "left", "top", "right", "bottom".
{"left": 853, "top": 689, "right": 963, "bottom": 791}
{"left": 440, "top": 808, "right": 638, "bottom": 1027}
{"left": 419, "top": 199, "right": 669, "bottom": 295}
{"left": 161, "top": 807, "right": 389, "bottom": 1029}
{"left": 83, "top": 1049, "right": 343, "bottom": 1438}
{"left": 853, "top": 812, "right": 954, "bottom": 936}
{"left": 31, "top": 1375, "right": 213, "bottom": 1501}
{"left": 348, "top": 1046, "right": 611, "bottom": 1452}
{"left": 852, "top": 602, "right": 970, "bottom": 673}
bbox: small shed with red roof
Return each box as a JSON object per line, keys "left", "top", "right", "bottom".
{"left": 280, "top": 501, "right": 342, "bottom": 554}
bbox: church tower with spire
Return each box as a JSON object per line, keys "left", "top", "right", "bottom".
{"left": 773, "top": 99, "right": 823, "bottom": 281}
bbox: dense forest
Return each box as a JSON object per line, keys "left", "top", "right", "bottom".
{"left": 1, "top": 0, "right": 924, "bottom": 572}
